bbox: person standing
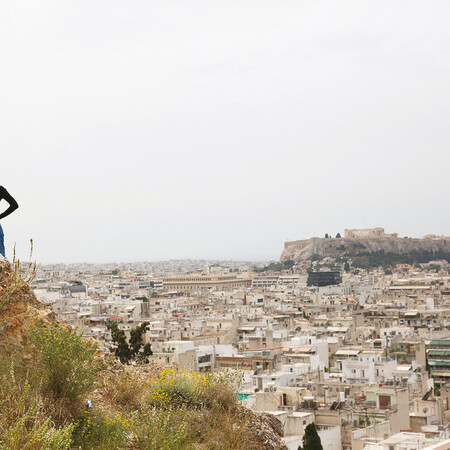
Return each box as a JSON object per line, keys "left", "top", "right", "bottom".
{"left": 0, "top": 186, "right": 19, "bottom": 261}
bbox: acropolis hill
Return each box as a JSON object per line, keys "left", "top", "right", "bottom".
{"left": 280, "top": 228, "right": 450, "bottom": 263}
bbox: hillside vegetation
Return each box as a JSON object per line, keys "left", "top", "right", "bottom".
{"left": 0, "top": 261, "right": 285, "bottom": 449}
{"left": 281, "top": 236, "right": 450, "bottom": 268}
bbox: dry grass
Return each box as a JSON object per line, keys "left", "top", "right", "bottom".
{"left": 0, "top": 352, "right": 74, "bottom": 449}
{"left": 100, "top": 367, "right": 148, "bottom": 412}
{"left": 0, "top": 241, "right": 37, "bottom": 310}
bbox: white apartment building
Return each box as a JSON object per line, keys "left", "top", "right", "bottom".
{"left": 252, "top": 275, "right": 279, "bottom": 288}
{"left": 342, "top": 350, "right": 396, "bottom": 384}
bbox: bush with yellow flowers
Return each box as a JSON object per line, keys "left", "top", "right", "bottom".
{"left": 71, "top": 408, "right": 130, "bottom": 450}
{"left": 146, "top": 368, "right": 235, "bottom": 410}
{"left": 29, "top": 322, "right": 105, "bottom": 400}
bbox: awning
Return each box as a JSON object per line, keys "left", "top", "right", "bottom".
{"left": 428, "top": 350, "right": 450, "bottom": 357}
{"left": 429, "top": 361, "right": 450, "bottom": 367}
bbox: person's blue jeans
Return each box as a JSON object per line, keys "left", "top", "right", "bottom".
{"left": 0, "top": 223, "right": 5, "bottom": 257}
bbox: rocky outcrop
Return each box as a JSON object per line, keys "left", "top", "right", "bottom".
{"left": 280, "top": 237, "right": 450, "bottom": 262}
{"left": 243, "top": 409, "right": 287, "bottom": 449}
{"left": 0, "top": 262, "right": 58, "bottom": 346}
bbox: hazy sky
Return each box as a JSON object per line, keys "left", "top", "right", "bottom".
{"left": 1, "top": 1, "right": 449, "bottom": 264}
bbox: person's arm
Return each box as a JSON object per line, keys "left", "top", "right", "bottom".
{"left": 0, "top": 187, "right": 19, "bottom": 220}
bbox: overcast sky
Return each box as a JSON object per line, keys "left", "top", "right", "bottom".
{"left": 1, "top": 0, "right": 449, "bottom": 264}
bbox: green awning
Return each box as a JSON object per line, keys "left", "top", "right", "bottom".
{"left": 428, "top": 350, "right": 450, "bottom": 357}
{"left": 430, "top": 340, "right": 450, "bottom": 347}
{"left": 429, "top": 360, "right": 450, "bottom": 367}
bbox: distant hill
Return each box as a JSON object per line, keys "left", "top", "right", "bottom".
{"left": 281, "top": 235, "right": 450, "bottom": 268}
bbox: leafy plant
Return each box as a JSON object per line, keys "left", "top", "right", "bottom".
{"left": 29, "top": 323, "right": 104, "bottom": 401}
{"left": 0, "top": 362, "right": 73, "bottom": 450}
{"left": 0, "top": 412, "right": 74, "bottom": 450}
{"left": 146, "top": 368, "right": 235, "bottom": 410}
{"left": 106, "top": 321, "right": 152, "bottom": 363}
{"left": 133, "top": 405, "right": 190, "bottom": 450}
{"left": 71, "top": 409, "right": 129, "bottom": 450}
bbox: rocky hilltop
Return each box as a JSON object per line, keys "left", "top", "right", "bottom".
{"left": 281, "top": 235, "right": 450, "bottom": 263}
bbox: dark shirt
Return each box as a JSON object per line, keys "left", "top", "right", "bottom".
{"left": 0, "top": 186, "right": 19, "bottom": 220}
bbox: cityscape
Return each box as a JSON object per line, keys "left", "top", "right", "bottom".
{"left": 31, "top": 228, "right": 450, "bottom": 449}
{"left": 2, "top": 1, "right": 450, "bottom": 447}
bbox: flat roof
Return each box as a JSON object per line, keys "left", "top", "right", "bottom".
{"left": 291, "top": 412, "right": 314, "bottom": 418}
{"left": 265, "top": 411, "right": 287, "bottom": 416}
{"left": 327, "top": 326, "right": 349, "bottom": 332}
{"left": 335, "top": 349, "right": 361, "bottom": 356}
{"left": 282, "top": 347, "right": 313, "bottom": 353}
{"left": 382, "top": 432, "right": 429, "bottom": 444}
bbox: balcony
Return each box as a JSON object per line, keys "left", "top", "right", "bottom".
{"left": 278, "top": 405, "right": 294, "bottom": 412}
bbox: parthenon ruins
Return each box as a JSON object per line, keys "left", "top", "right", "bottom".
{"left": 344, "top": 227, "right": 398, "bottom": 239}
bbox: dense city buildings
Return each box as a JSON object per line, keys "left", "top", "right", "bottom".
{"left": 32, "top": 232, "right": 450, "bottom": 449}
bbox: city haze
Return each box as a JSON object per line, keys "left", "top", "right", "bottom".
{"left": 1, "top": 0, "right": 450, "bottom": 263}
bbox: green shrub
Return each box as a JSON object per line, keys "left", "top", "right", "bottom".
{"left": 146, "top": 368, "right": 235, "bottom": 410}
{"left": 133, "top": 405, "right": 190, "bottom": 450}
{"left": 135, "top": 401, "right": 261, "bottom": 450}
{"left": 0, "top": 412, "right": 74, "bottom": 450}
{"left": 0, "top": 363, "right": 73, "bottom": 450}
{"left": 29, "top": 323, "right": 105, "bottom": 400}
{"left": 71, "top": 409, "right": 129, "bottom": 450}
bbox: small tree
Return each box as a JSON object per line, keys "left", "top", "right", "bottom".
{"left": 107, "top": 321, "right": 131, "bottom": 363}
{"left": 107, "top": 321, "right": 151, "bottom": 364}
{"left": 129, "top": 322, "right": 150, "bottom": 355}
{"left": 336, "top": 233, "right": 341, "bottom": 238}
{"left": 324, "top": 233, "right": 329, "bottom": 239}
{"left": 283, "top": 260, "right": 295, "bottom": 269}
{"left": 298, "top": 423, "right": 323, "bottom": 450}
